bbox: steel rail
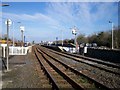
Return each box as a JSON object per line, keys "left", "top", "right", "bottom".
{"left": 36, "top": 48, "right": 84, "bottom": 90}
{"left": 34, "top": 48, "right": 59, "bottom": 90}
{"left": 41, "top": 46, "right": 120, "bottom": 75}
{"left": 37, "top": 47, "right": 110, "bottom": 90}
{"left": 42, "top": 45, "right": 120, "bottom": 69}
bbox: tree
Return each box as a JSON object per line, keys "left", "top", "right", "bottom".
{"left": 97, "top": 31, "right": 111, "bottom": 47}
{"left": 88, "top": 31, "right": 111, "bottom": 48}
{"left": 52, "top": 27, "right": 120, "bottom": 49}
{"left": 76, "top": 34, "right": 88, "bottom": 45}
{"left": 63, "top": 39, "right": 69, "bottom": 44}
{"left": 68, "top": 39, "right": 74, "bottom": 44}
{"left": 88, "top": 34, "right": 97, "bottom": 43}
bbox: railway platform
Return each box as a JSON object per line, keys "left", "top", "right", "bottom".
{"left": 2, "top": 51, "right": 51, "bottom": 89}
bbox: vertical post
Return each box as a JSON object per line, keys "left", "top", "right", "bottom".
{"left": 75, "top": 34, "right": 77, "bottom": 52}
{"left": 20, "top": 26, "right": 24, "bottom": 47}
{"left": 112, "top": 23, "right": 114, "bottom": 49}
{"left": 22, "top": 31, "right": 24, "bottom": 47}
{"left": 24, "top": 36, "right": 25, "bottom": 46}
{"left": 109, "top": 21, "right": 114, "bottom": 49}
{"left": 61, "top": 30, "right": 63, "bottom": 46}
{"left": 6, "top": 20, "right": 9, "bottom": 71}
{"left": 56, "top": 37, "right": 58, "bottom": 46}
{"left": 12, "top": 22, "right": 14, "bottom": 46}
{"left": 20, "top": 26, "right": 24, "bottom": 54}
{"left": 22, "top": 31, "right": 23, "bottom": 54}
{"left": 71, "top": 26, "right": 77, "bottom": 53}
{"left": 3, "top": 47, "right": 5, "bottom": 58}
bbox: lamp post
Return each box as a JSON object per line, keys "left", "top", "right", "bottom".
{"left": 109, "top": 21, "right": 114, "bottom": 49}
{"left": 20, "top": 26, "right": 25, "bottom": 47}
{"left": 12, "top": 22, "right": 14, "bottom": 46}
{"left": 5, "top": 19, "right": 12, "bottom": 71}
{"left": 61, "top": 30, "right": 63, "bottom": 46}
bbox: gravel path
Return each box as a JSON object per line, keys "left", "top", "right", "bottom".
{"left": 2, "top": 52, "right": 51, "bottom": 89}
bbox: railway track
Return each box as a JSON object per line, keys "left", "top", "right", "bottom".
{"left": 34, "top": 45, "right": 112, "bottom": 89}
{"left": 37, "top": 45, "right": 120, "bottom": 88}
{"left": 42, "top": 46, "right": 120, "bottom": 75}
{"left": 35, "top": 49, "right": 72, "bottom": 89}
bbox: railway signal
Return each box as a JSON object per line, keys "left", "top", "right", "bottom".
{"left": 20, "top": 26, "right": 25, "bottom": 47}
{"left": 71, "top": 26, "right": 78, "bottom": 52}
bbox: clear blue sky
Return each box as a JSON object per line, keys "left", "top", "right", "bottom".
{"left": 1, "top": 1, "right": 118, "bottom": 43}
